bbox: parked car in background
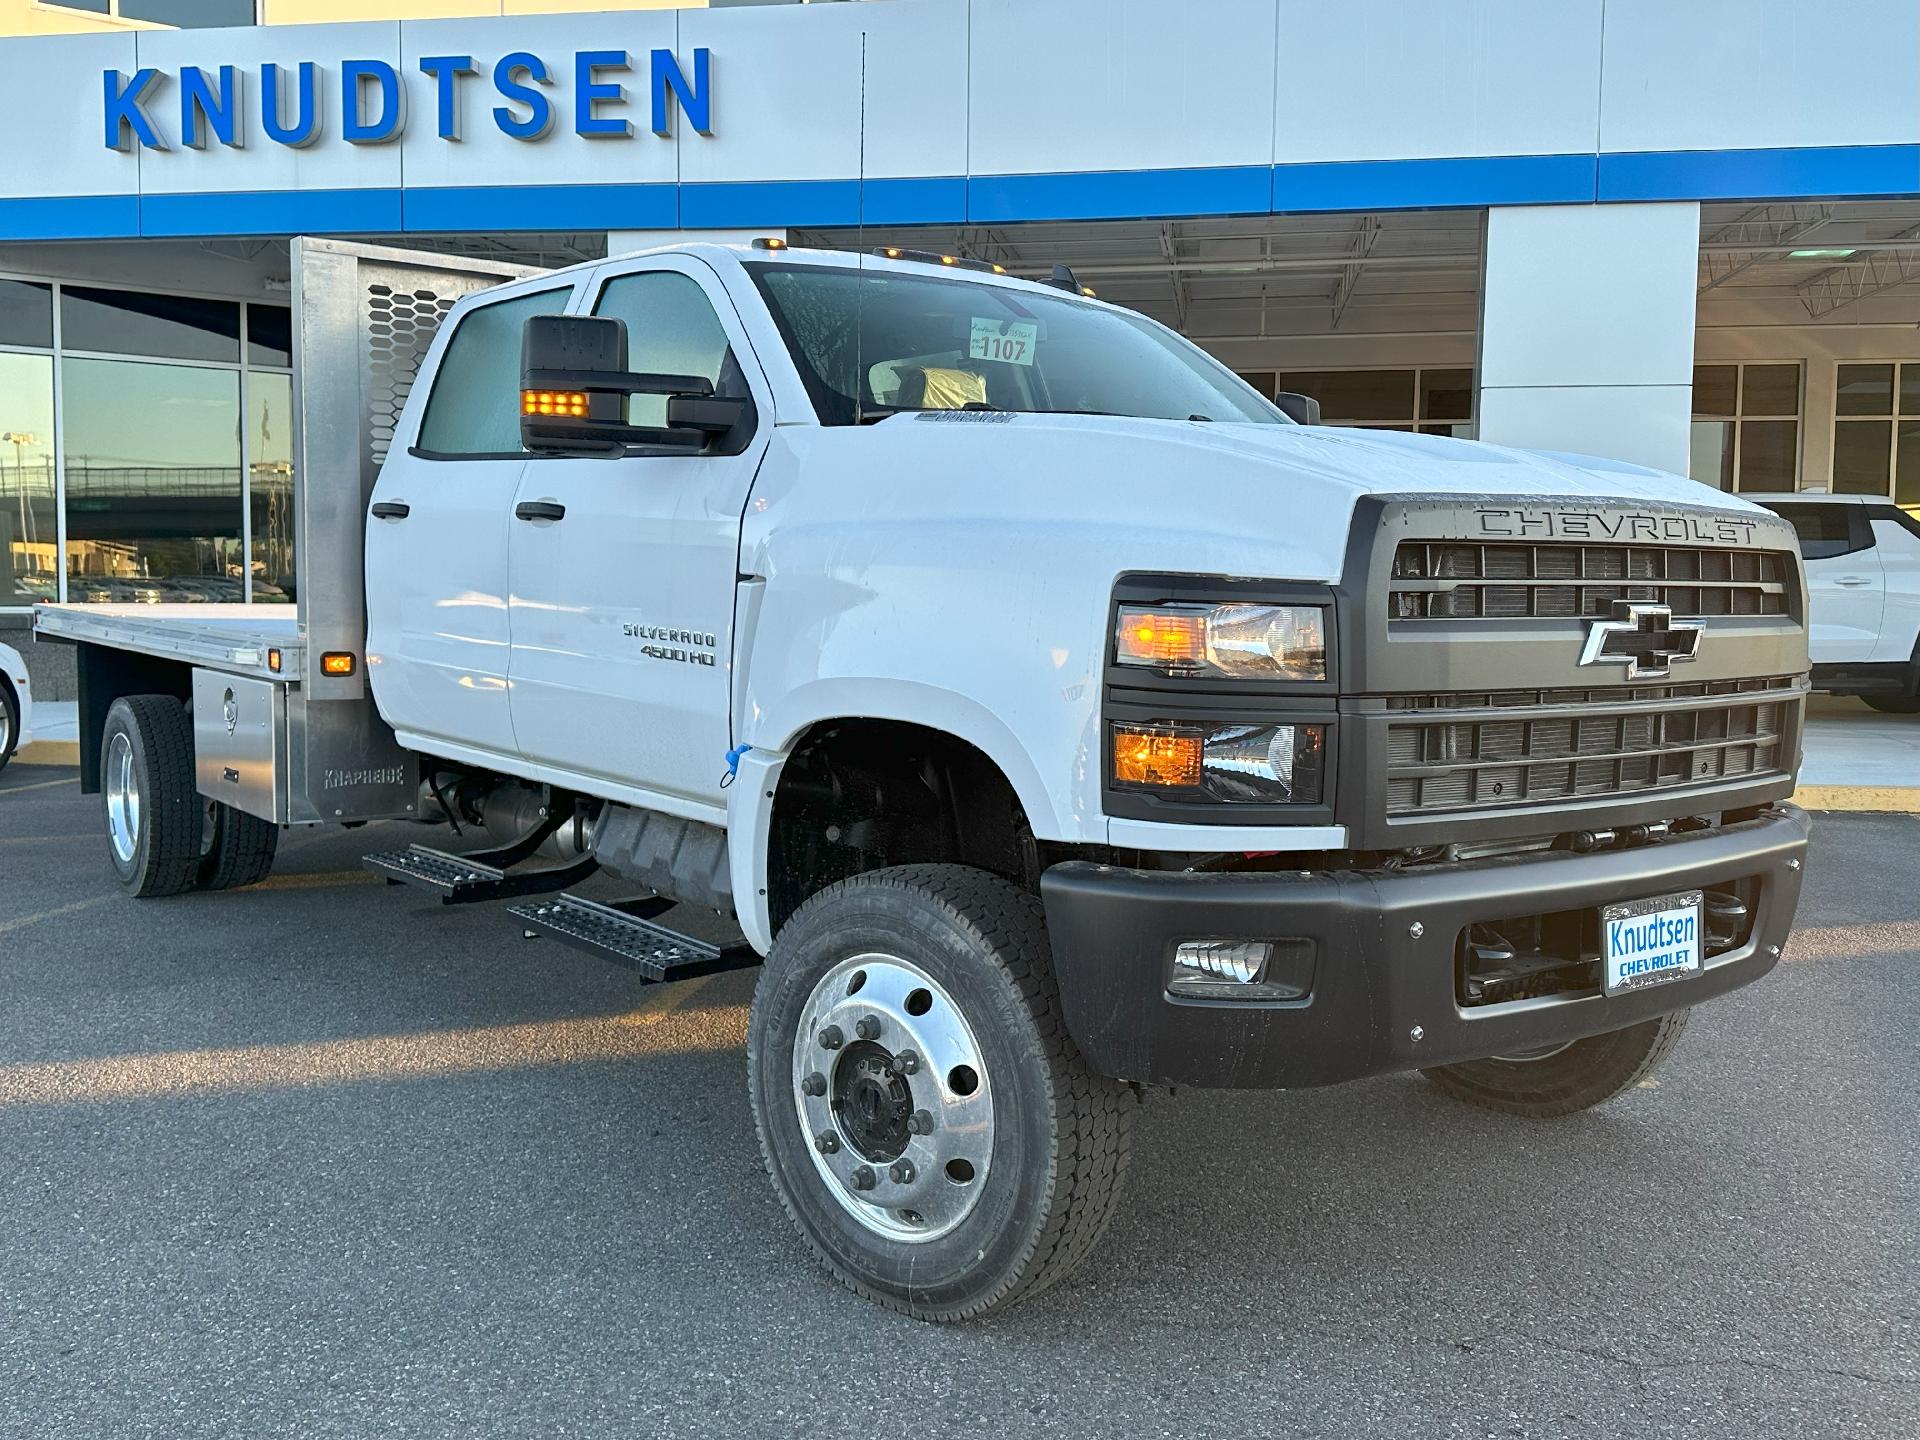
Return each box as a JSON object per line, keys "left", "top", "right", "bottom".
{"left": 0, "top": 641, "right": 33, "bottom": 772}
{"left": 1751, "top": 493, "right": 1920, "bottom": 713}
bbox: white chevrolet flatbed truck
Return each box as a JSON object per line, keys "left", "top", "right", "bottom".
{"left": 37, "top": 238, "right": 1813, "bottom": 1320}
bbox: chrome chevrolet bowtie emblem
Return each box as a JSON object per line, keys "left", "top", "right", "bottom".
{"left": 1579, "top": 601, "right": 1703, "bottom": 680}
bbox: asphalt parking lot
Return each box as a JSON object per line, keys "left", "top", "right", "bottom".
{"left": 0, "top": 769, "right": 1913, "bottom": 1439}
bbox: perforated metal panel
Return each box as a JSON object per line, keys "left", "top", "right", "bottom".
{"left": 364, "top": 282, "right": 461, "bottom": 473}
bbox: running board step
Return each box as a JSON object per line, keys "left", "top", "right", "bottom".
{"left": 363, "top": 844, "right": 597, "bottom": 905}
{"left": 510, "top": 893, "right": 761, "bottom": 983}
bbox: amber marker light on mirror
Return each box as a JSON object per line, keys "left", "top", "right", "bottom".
{"left": 1111, "top": 726, "right": 1204, "bottom": 789}
{"left": 321, "top": 652, "right": 357, "bottom": 677}
{"left": 521, "top": 390, "right": 588, "bottom": 418}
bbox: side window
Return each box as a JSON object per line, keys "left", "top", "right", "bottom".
{"left": 593, "top": 271, "right": 742, "bottom": 429}
{"left": 416, "top": 287, "right": 572, "bottom": 457}
{"left": 1766, "top": 503, "right": 1870, "bottom": 562}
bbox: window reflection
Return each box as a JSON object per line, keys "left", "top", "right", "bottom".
{"left": 62, "top": 357, "right": 244, "bottom": 603}
{"left": 0, "top": 354, "right": 58, "bottom": 606}
{"left": 249, "top": 372, "right": 296, "bottom": 602}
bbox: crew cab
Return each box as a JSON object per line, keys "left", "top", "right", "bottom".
{"left": 36, "top": 238, "right": 1812, "bottom": 1321}
{"left": 1749, "top": 491, "right": 1920, "bottom": 712}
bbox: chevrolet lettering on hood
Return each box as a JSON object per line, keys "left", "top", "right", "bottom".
{"left": 1473, "top": 508, "right": 1763, "bottom": 546}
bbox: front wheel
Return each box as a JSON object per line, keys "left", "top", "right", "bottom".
{"left": 1421, "top": 1010, "right": 1690, "bottom": 1117}
{"left": 748, "top": 864, "right": 1137, "bottom": 1321}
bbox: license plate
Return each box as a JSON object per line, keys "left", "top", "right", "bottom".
{"left": 1601, "top": 891, "right": 1704, "bottom": 996}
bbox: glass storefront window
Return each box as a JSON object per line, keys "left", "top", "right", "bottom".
{"left": 61, "top": 287, "right": 242, "bottom": 365}
{"left": 0, "top": 280, "right": 53, "bottom": 350}
{"left": 1689, "top": 363, "right": 1800, "bottom": 491}
{"left": 1267, "top": 367, "right": 1475, "bottom": 436}
{"left": 62, "top": 357, "right": 244, "bottom": 603}
{"left": 248, "top": 372, "right": 296, "bottom": 603}
{"left": 249, "top": 305, "right": 292, "bottom": 369}
{"left": 1833, "top": 362, "right": 1920, "bottom": 498}
{"left": 0, "top": 354, "right": 58, "bottom": 606}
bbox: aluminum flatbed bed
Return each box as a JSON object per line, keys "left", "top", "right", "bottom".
{"left": 35, "top": 604, "right": 303, "bottom": 683}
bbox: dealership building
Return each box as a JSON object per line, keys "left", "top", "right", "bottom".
{"left": 3, "top": 0, "right": 1919, "bottom": 696}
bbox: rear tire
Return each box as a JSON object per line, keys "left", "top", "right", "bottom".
{"left": 198, "top": 802, "right": 279, "bottom": 891}
{"left": 1421, "top": 1010, "right": 1690, "bottom": 1118}
{"left": 101, "top": 695, "right": 202, "bottom": 899}
{"left": 748, "top": 864, "right": 1137, "bottom": 1321}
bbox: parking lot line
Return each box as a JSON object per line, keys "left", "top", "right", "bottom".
{"left": 0, "top": 975, "right": 739, "bottom": 1109}
{"left": 0, "top": 775, "right": 79, "bottom": 796}
{"left": 0, "top": 894, "right": 112, "bottom": 939}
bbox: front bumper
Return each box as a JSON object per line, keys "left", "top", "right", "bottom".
{"left": 1040, "top": 805, "right": 1810, "bottom": 1089}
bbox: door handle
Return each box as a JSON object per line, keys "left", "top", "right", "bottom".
{"left": 370, "top": 500, "right": 410, "bottom": 520}
{"left": 514, "top": 500, "right": 567, "bottom": 523}
{"left": 1832, "top": 576, "right": 1872, "bottom": 588}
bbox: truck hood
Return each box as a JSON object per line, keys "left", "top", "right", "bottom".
{"left": 986, "top": 413, "right": 1756, "bottom": 512}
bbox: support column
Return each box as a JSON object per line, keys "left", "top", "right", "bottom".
{"left": 1476, "top": 203, "right": 1700, "bottom": 474}
{"left": 606, "top": 227, "right": 786, "bottom": 257}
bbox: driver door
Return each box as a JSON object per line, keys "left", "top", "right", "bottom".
{"left": 505, "top": 256, "right": 770, "bottom": 808}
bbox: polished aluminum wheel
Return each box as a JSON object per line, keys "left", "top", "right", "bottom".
{"left": 105, "top": 730, "right": 140, "bottom": 866}
{"left": 792, "top": 953, "right": 993, "bottom": 1243}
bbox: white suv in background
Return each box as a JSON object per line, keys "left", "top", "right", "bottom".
{"left": 1751, "top": 493, "right": 1920, "bottom": 713}
{"left": 0, "top": 640, "right": 34, "bottom": 771}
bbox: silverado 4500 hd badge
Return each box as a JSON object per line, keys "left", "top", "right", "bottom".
{"left": 625, "top": 624, "right": 717, "bottom": 667}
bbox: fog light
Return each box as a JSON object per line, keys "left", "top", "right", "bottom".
{"left": 1172, "top": 940, "right": 1271, "bottom": 987}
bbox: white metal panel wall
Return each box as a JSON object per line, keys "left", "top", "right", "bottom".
{"left": 0, "top": 33, "right": 143, "bottom": 202}
{"left": 1599, "top": 0, "right": 1920, "bottom": 153}
{"left": 132, "top": 23, "right": 404, "bottom": 199}
{"left": 1272, "top": 0, "right": 1603, "bottom": 163}
{"left": 1477, "top": 202, "right": 1701, "bottom": 473}
{"left": 966, "top": 0, "right": 1279, "bottom": 176}
{"left": 679, "top": 0, "right": 968, "bottom": 184}
{"left": 398, "top": 13, "right": 679, "bottom": 194}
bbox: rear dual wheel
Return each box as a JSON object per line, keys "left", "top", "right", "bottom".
{"left": 102, "top": 695, "right": 277, "bottom": 898}
{"left": 749, "top": 865, "right": 1136, "bottom": 1321}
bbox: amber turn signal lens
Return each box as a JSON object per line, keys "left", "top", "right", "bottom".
{"left": 320, "top": 652, "right": 356, "bottom": 677}
{"left": 1115, "top": 608, "right": 1207, "bottom": 668}
{"left": 1111, "top": 726, "right": 1203, "bottom": 789}
{"left": 520, "top": 390, "right": 589, "bottom": 419}
{"left": 266, "top": 648, "right": 282, "bottom": 673}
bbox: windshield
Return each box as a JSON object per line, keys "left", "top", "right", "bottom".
{"left": 746, "top": 261, "right": 1286, "bottom": 427}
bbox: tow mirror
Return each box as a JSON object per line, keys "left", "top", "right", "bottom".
{"left": 1274, "top": 391, "right": 1321, "bottom": 426}
{"left": 519, "top": 313, "right": 748, "bottom": 455}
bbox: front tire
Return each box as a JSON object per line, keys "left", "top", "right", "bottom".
{"left": 748, "top": 864, "right": 1136, "bottom": 1321}
{"left": 1421, "top": 1010, "right": 1690, "bottom": 1117}
{"left": 101, "top": 695, "right": 203, "bottom": 899}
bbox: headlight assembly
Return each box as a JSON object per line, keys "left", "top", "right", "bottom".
{"left": 1111, "top": 721, "right": 1326, "bottom": 804}
{"left": 1114, "top": 602, "right": 1327, "bottom": 681}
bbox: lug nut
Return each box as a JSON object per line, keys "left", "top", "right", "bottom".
{"left": 907, "top": 1109, "right": 934, "bottom": 1136}
{"left": 855, "top": 1014, "right": 882, "bottom": 1041}
{"left": 889, "top": 1160, "right": 916, "bottom": 1185}
{"left": 851, "top": 1165, "right": 877, "bottom": 1191}
{"left": 895, "top": 1048, "right": 921, "bottom": 1076}
{"left": 818, "top": 1024, "right": 844, "bottom": 1051}
{"left": 801, "top": 1071, "right": 827, "bottom": 1097}
{"left": 815, "top": 1131, "right": 840, "bottom": 1154}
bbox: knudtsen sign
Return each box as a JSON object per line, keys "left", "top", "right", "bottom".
{"left": 103, "top": 49, "right": 713, "bottom": 152}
